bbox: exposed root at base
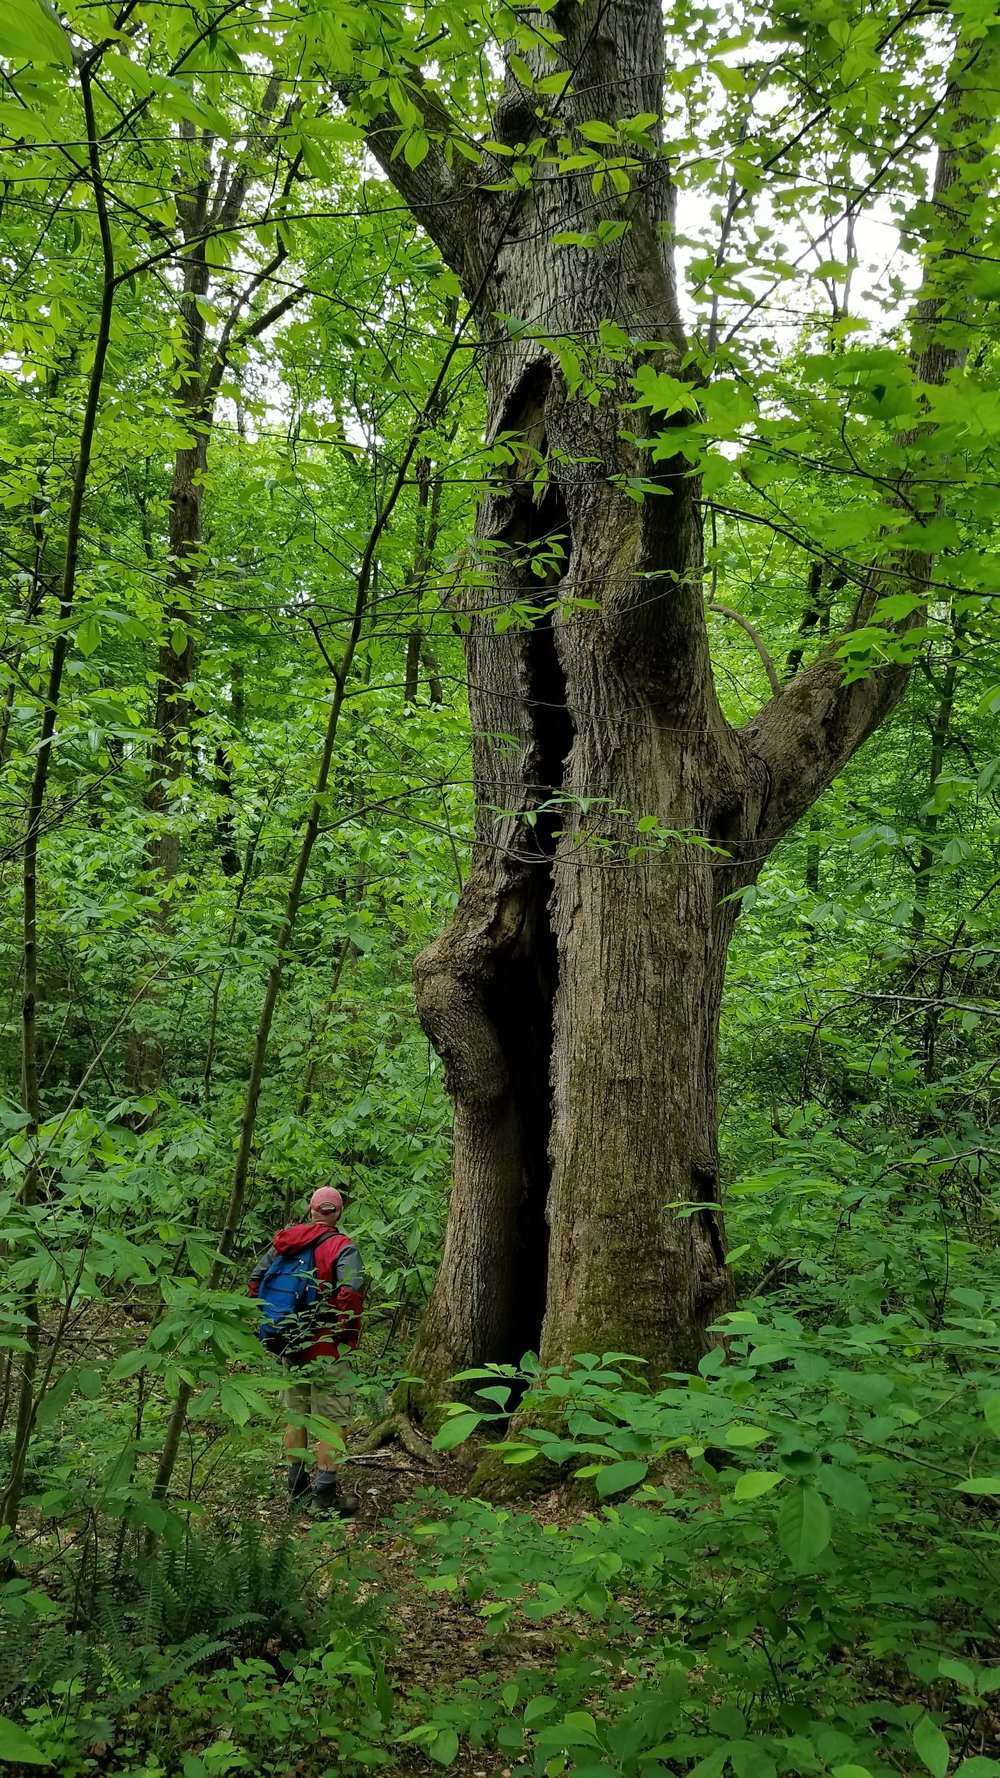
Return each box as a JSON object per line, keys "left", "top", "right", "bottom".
{"left": 361, "top": 1414, "right": 442, "bottom": 1468}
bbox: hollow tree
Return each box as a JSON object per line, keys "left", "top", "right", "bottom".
{"left": 350, "top": 0, "right": 985, "bottom": 1401}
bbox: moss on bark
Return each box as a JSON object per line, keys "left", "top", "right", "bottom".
{"left": 468, "top": 1442, "right": 565, "bottom": 1501}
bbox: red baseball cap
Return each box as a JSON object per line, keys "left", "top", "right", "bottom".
{"left": 309, "top": 1186, "right": 344, "bottom": 1217}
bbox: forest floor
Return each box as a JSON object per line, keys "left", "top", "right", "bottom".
{"left": 259, "top": 1442, "right": 582, "bottom": 1778}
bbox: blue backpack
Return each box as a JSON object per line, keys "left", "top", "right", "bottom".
{"left": 257, "top": 1232, "right": 339, "bottom": 1363}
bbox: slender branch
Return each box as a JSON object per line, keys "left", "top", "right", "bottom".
{"left": 708, "top": 601, "right": 781, "bottom": 696}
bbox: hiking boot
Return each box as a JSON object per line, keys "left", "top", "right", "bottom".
{"left": 287, "top": 1459, "right": 311, "bottom": 1504}
{"left": 312, "top": 1473, "right": 359, "bottom": 1518}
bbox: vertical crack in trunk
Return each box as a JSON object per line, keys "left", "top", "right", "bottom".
{"left": 407, "top": 368, "right": 580, "bottom": 1392}
{"left": 483, "top": 409, "right": 574, "bottom": 1363}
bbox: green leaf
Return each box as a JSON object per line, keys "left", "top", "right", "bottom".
{"left": 431, "top": 1413, "right": 482, "bottom": 1451}
{"left": 76, "top": 616, "right": 102, "bottom": 657}
{"left": 534, "top": 1712, "right": 599, "bottom": 1749}
{"left": 429, "top": 1728, "right": 459, "bottom": 1766}
{"left": 219, "top": 1383, "right": 251, "bottom": 1426}
{"left": 403, "top": 130, "right": 429, "bottom": 169}
{"left": 299, "top": 135, "right": 334, "bottom": 181}
{"left": 912, "top": 1716, "right": 950, "bottom": 1778}
{"left": 152, "top": 76, "right": 231, "bottom": 139}
{"left": 777, "top": 1482, "right": 831, "bottom": 1570}
{"left": 817, "top": 1463, "right": 871, "bottom": 1516}
{"left": 733, "top": 1470, "right": 783, "bottom": 1500}
{"left": 536, "top": 70, "right": 572, "bottom": 96}
{"left": 1, "top": 0, "right": 71, "bottom": 68}
{"left": 725, "top": 1423, "right": 769, "bottom": 1448}
{"left": 474, "top": 1384, "right": 512, "bottom": 1408}
{"left": 955, "top": 1760, "right": 1000, "bottom": 1777}
{"left": 956, "top": 1477, "right": 1000, "bottom": 1495}
{"left": 101, "top": 49, "right": 154, "bottom": 94}
{"left": 35, "top": 1369, "right": 76, "bottom": 1427}
{"left": 0, "top": 1716, "right": 53, "bottom": 1766}
{"left": 689, "top": 1751, "right": 727, "bottom": 1778}
{"left": 984, "top": 1397, "right": 1000, "bottom": 1439}
{"left": 777, "top": 1443, "right": 819, "bottom": 1475}
{"left": 109, "top": 1349, "right": 149, "bottom": 1380}
{"left": 595, "top": 1460, "right": 648, "bottom": 1497}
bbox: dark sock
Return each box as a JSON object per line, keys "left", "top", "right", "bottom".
{"left": 313, "top": 1472, "right": 359, "bottom": 1517}
{"left": 287, "top": 1460, "right": 310, "bottom": 1500}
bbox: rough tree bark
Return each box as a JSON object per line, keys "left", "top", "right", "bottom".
{"left": 355, "top": 3, "right": 987, "bottom": 1405}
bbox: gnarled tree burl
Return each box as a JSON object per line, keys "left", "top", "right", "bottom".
{"left": 351, "top": 0, "right": 981, "bottom": 1403}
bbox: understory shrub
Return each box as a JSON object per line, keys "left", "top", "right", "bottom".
{"left": 409, "top": 1274, "right": 1000, "bottom": 1778}
{"left": 0, "top": 1519, "right": 387, "bottom": 1773}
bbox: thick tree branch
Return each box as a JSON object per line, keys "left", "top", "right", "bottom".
{"left": 340, "top": 77, "right": 478, "bottom": 279}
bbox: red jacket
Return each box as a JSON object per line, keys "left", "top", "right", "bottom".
{"left": 248, "top": 1222, "right": 365, "bottom": 1360}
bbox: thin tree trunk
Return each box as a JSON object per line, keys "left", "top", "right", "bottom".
{"left": 0, "top": 468, "right": 57, "bottom": 773}
{"left": 127, "top": 85, "right": 303, "bottom": 1098}
{"left": 403, "top": 451, "right": 447, "bottom": 708}
{"left": 201, "top": 793, "right": 271, "bottom": 1107}
{"left": 126, "top": 151, "right": 210, "bottom": 1098}
{"left": 421, "top": 638, "right": 444, "bottom": 705}
{"left": 913, "top": 622, "right": 964, "bottom": 942}
{"left": 215, "top": 659, "right": 244, "bottom": 878}
{"left": 150, "top": 316, "right": 470, "bottom": 1505}
{"left": 279, "top": 930, "right": 355, "bottom": 1223}
{"left": 785, "top": 562, "right": 837, "bottom": 681}
{"left": 912, "top": 620, "right": 965, "bottom": 1080}
{"left": 3, "top": 62, "right": 116, "bottom": 1533}
{"left": 152, "top": 646, "right": 360, "bottom": 1507}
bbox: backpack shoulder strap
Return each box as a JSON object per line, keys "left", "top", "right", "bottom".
{"left": 308, "top": 1228, "right": 344, "bottom": 1255}
{"left": 308, "top": 1228, "right": 349, "bottom": 1272}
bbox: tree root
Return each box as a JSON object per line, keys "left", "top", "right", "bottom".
{"left": 359, "top": 1413, "right": 441, "bottom": 1468}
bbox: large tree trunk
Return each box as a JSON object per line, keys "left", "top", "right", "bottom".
{"left": 362, "top": 1, "right": 982, "bottom": 1404}
{"left": 395, "top": 1, "right": 770, "bottom": 1397}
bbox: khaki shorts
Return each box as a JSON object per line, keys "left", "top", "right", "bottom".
{"left": 282, "top": 1358, "right": 354, "bottom": 1427}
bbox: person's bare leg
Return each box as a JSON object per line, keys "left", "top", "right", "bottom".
{"left": 284, "top": 1417, "right": 312, "bottom": 1503}
{"left": 316, "top": 1427, "right": 345, "bottom": 1472}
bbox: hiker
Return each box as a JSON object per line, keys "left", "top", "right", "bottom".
{"left": 248, "top": 1186, "right": 365, "bottom": 1515}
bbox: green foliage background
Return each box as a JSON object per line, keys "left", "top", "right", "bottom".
{"left": 1, "top": 0, "right": 999, "bottom": 1770}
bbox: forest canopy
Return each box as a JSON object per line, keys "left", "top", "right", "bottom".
{"left": 1, "top": 0, "right": 1000, "bottom": 1773}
